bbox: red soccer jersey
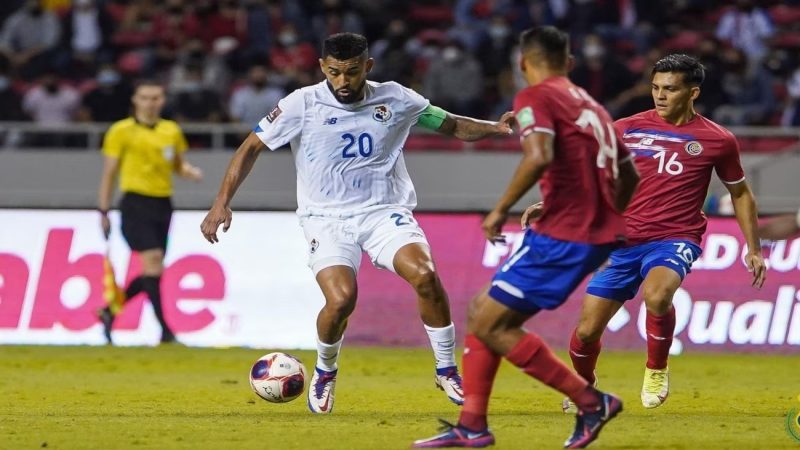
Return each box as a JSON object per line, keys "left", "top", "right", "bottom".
{"left": 616, "top": 109, "right": 745, "bottom": 245}
{"left": 513, "top": 76, "right": 630, "bottom": 244}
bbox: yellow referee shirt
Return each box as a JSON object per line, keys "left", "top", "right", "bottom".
{"left": 102, "top": 118, "right": 188, "bottom": 198}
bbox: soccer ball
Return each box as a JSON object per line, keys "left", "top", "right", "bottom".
{"left": 249, "top": 352, "right": 307, "bottom": 403}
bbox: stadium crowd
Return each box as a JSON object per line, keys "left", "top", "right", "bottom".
{"left": 1, "top": 0, "right": 799, "bottom": 139}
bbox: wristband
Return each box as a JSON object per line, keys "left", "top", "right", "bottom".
{"left": 98, "top": 208, "right": 109, "bottom": 216}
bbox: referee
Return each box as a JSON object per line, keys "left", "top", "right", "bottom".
{"left": 97, "top": 81, "right": 203, "bottom": 345}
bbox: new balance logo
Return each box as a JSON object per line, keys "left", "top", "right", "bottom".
{"left": 323, "top": 117, "right": 338, "bottom": 125}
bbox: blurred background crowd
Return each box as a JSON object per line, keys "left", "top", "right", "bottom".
{"left": 1, "top": 0, "right": 800, "bottom": 135}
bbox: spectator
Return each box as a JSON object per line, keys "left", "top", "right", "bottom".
{"left": 152, "top": 0, "right": 200, "bottom": 68}
{"left": 269, "top": 23, "right": 317, "bottom": 87}
{"left": 570, "top": 34, "right": 635, "bottom": 106}
{"left": 195, "top": 0, "right": 247, "bottom": 50}
{"left": 423, "top": 41, "right": 484, "bottom": 117}
{"left": 475, "top": 15, "right": 515, "bottom": 79}
{"left": 716, "top": 0, "right": 774, "bottom": 63}
{"left": 168, "top": 38, "right": 231, "bottom": 96}
{"left": 781, "top": 65, "right": 800, "bottom": 127}
{"left": 0, "top": 0, "right": 61, "bottom": 79}
{"left": 60, "top": 0, "right": 115, "bottom": 78}
{"left": 693, "top": 37, "right": 726, "bottom": 116}
{"left": 311, "top": 0, "right": 364, "bottom": 46}
{"left": 0, "top": 56, "right": 26, "bottom": 122}
{"left": 713, "top": 47, "right": 775, "bottom": 126}
{"left": 22, "top": 71, "right": 80, "bottom": 124}
{"left": 79, "top": 66, "right": 133, "bottom": 122}
{"left": 229, "top": 64, "right": 284, "bottom": 126}
{"left": 171, "top": 64, "right": 225, "bottom": 123}
{"left": 370, "top": 19, "right": 414, "bottom": 87}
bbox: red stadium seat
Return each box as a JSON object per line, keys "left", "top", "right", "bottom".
{"left": 768, "top": 4, "right": 800, "bottom": 26}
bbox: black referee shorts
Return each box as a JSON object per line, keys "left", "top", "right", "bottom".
{"left": 119, "top": 192, "right": 173, "bottom": 252}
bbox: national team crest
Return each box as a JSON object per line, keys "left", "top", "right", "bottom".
{"left": 685, "top": 141, "right": 703, "bottom": 156}
{"left": 373, "top": 105, "right": 392, "bottom": 123}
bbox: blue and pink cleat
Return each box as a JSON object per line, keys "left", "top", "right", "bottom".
{"left": 563, "top": 392, "right": 623, "bottom": 449}
{"left": 412, "top": 419, "right": 495, "bottom": 448}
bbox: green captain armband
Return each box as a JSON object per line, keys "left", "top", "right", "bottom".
{"left": 417, "top": 104, "right": 448, "bottom": 130}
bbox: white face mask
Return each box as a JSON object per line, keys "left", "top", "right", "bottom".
{"left": 0, "top": 76, "right": 9, "bottom": 90}
{"left": 442, "top": 47, "right": 460, "bottom": 62}
{"left": 279, "top": 32, "right": 297, "bottom": 47}
{"left": 583, "top": 43, "right": 605, "bottom": 59}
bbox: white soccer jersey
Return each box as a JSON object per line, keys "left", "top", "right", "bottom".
{"left": 254, "top": 80, "right": 430, "bottom": 218}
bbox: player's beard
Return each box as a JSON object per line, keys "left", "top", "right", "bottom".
{"left": 329, "top": 80, "right": 366, "bottom": 104}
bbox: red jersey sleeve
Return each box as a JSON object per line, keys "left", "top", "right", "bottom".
{"left": 513, "top": 87, "right": 555, "bottom": 138}
{"left": 715, "top": 134, "right": 746, "bottom": 184}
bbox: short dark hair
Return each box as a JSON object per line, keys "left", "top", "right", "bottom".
{"left": 322, "top": 33, "right": 368, "bottom": 60}
{"left": 133, "top": 79, "right": 165, "bottom": 93}
{"left": 519, "top": 26, "right": 569, "bottom": 68}
{"left": 652, "top": 54, "right": 705, "bottom": 86}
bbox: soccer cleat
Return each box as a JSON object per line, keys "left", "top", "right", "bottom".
{"left": 641, "top": 367, "right": 669, "bottom": 408}
{"left": 412, "top": 419, "right": 495, "bottom": 448}
{"left": 564, "top": 392, "right": 623, "bottom": 449}
{"left": 97, "top": 307, "right": 115, "bottom": 345}
{"left": 307, "top": 367, "right": 337, "bottom": 414}
{"left": 160, "top": 331, "right": 178, "bottom": 345}
{"left": 435, "top": 366, "right": 464, "bottom": 406}
{"left": 562, "top": 375, "right": 598, "bottom": 414}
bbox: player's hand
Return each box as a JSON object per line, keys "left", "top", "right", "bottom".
{"left": 482, "top": 208, "right": 508, "bottom": 244}
{"left": 495, "top": 111, "right": 515, "bottom": 135}
{"left": 183, "top": 164, "right": 204, "bottom": 182}
{"left": 200, "top": 203, "right": 232, "bottom": 243}
{"left": 520, "top": 202, "right": 544, "bottom": 229}
{"left": 100, "top": 214, "right": 111, "bottom": 240}
{"left": 744, "top": 251, "right": 766, "bottom": 289}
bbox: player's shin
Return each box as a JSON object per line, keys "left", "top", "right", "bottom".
{"left": 645, "top": 306, "right": 675, "bottom": 370}
{"left": 424, "top": 322, "right": 457, "bottom": 369}
{"left": 569, "top": 328, "right": 601, "bottom": 384}
{"left": 316, "top": 336, "right": 343, "bottom": 372}
{"left": 458, "top": 334, "right": 501, "bottom": 431}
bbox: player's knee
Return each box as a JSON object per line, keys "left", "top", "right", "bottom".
{"left": 324, "top": 289, "right": 357, "bottom": 320}
{"left": 408, "top": 266, "right": 442, "bottom": 299}
{"left": 575, "top": 321, "right": 604, "bottom": 343}
{"left": 642, "top": 285, "right": 673, "bottom": 314}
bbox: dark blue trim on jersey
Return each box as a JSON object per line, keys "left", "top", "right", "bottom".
{"left": 253, "top": 124, "right": 263, "bottom": 133}
{"left": 624, "top": 127, "right": 696, "bottom": 141}
{"left": 632, "top": 149, "right": 658, "bottom": 157}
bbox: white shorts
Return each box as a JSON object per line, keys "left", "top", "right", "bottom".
{"left": 298, "top": 207, "right": 429, "bottom": 275}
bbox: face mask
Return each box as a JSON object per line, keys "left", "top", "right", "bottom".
{"left": 488, "top": 25, "right": 510, "bottom": 40}
{"left": 183, "top": 81, "right": 203, "bottom": 92}
{"left": 97, "top": 70, "right": 120, "bottom": 86}
{"left": 583, "top": 43, "right": 605, "bottom": 59}
{"left": 442, "top": 47, "right": 460, "bottom": 62}
{"left": 0, "top": 77, "right": 9, "bottom": 90}
{"left": 279, "top": 32, "right": 297, "bottom": 47}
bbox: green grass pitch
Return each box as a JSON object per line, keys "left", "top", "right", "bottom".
{"left": 1, "top": 345, "right": 798, "bottom": 449}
